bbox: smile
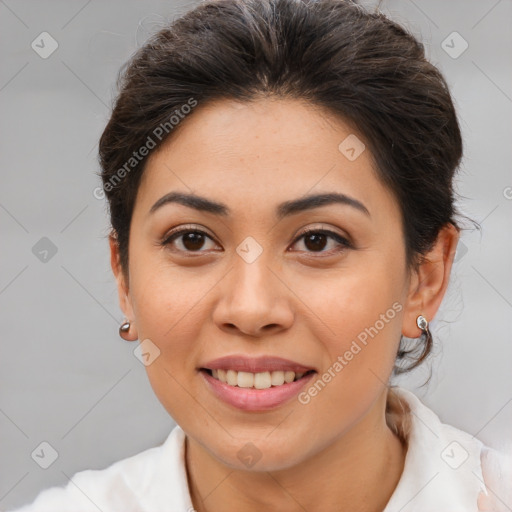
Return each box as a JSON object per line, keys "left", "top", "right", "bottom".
{"left": 199, "top": 368, "right": 317, "bottom": 411}
{"left": 203, "top": 368, "right": 315, "bottom": 389}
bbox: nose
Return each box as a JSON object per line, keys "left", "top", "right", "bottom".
{"left": 212, "top": 254, "right": 294, "bottom": 338}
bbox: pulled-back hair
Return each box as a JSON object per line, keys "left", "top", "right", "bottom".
{"left": 98, "top": 0, "right": 478, "bottom": 374}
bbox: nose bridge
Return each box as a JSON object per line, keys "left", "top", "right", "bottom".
{"left": 230, "top": 243, "right": 278, "bottom": 311}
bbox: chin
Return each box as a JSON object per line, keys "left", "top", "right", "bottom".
{"left": 205, "top": 435, "right": 309, "bottom": 472}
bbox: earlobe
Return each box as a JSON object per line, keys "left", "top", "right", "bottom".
{"left": 401, "top": 223, "right": 460, "bottom": 338}
{"left": 109, "top": 233, "right": 138, "bottom": 341}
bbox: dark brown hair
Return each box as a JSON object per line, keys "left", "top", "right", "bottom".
{"left": 97, "top": 0, "right": 478, "bottom": 375}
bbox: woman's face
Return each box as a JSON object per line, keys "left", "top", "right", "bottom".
{"left": 114, "top": 97, "right": 415, "bottom": 470}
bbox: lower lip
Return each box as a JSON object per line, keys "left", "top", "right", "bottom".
{"left": 200, "top": 370, "right": 316, "bottom": 411}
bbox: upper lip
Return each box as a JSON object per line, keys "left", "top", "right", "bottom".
{"left": 200, "top": 355, "right": 317, "bottom": 374}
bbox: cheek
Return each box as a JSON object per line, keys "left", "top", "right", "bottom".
{"left": 303, "top": 259, "right": 404, "bottom": 386}
{"left": 128, "top": 262, "right": 211, "bottom": 383}
{"left": 129, "top": 252, "right": 206, "bottom": 336}
{"left": 128, "top": 270, "right": 204, "bottom": 423}
{"left": 292, "top": 274, "right": 403, "bottom": 437}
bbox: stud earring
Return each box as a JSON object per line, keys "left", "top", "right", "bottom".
{"left": 416, "top": 314, "right": 428, "bottom": 332}
{"left": 119, "top": 320, "right": 136, "bottom": 341}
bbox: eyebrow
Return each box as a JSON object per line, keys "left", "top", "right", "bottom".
{"left": 149, "top": 191, "right": 370, "bottom": 219}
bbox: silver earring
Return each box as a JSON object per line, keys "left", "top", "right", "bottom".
{"left": 416, "top": 315, "right": 428, "bottom": 332}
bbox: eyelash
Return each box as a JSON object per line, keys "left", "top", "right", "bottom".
{"left": 159, "top": 224, "right": 353, "bottom": 256}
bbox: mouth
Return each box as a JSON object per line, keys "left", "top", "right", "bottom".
{"left": 198, "top": 355, "right": 318, "bottom": 410}
{"left": 200, "top": 368, "right": 316, "bottom": 389}
{"left": 199, "top": 365, "right": 317, "bottom": 411}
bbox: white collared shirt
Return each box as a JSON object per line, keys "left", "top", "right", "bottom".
{"left": 6, "top": 387, "right": 511, "bottom": 512}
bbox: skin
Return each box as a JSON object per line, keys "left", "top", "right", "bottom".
{"left": 110, "top": 97, "right": 460, "bottom": 512}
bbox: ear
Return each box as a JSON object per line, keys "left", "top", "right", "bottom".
{"left": 401, "top": 223, "right": 460, "bottom": 338}
{"left": 109, "top": 233, "right": 138, "bottom": 341}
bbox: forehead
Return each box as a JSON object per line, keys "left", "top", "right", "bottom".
{"left": 135, "top": 98, "right": 398, "bottom": 224}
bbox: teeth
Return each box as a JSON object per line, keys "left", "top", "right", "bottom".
{"left": 226, "top": 369, "right": 238, "bottom": 386}
{"left": 254, "top": 371, "right": 271, "bottom": 389}
{"left": 270, "top": 371, "right": 285, "bottom": 386}
{"left": 237, "top": 371, "right": 254, "bottom": 388}
{"left": 284, "top": 371, "right": 295, "bottom": 383}
{"left": 209, "top": 369, "right": 310, "bottom": 388}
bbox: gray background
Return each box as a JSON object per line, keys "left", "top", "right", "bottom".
{"left": 0, "top": 0, "right": 511, "bottom": 509}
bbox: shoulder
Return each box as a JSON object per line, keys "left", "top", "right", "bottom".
{"left": 384, "top": 386, "right": 511, "bottom": 512}
{"left": 477, "top": 442, "right": 512, "bottom": 511}
{"left": 5, "top": 425, "right": 187, "bottom": 512}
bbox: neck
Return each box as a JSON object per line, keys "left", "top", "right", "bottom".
{"left": 185, "top": 388, "right": 407, "bottom": 512}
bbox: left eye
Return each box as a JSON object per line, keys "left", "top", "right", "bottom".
{"left": 160, "top": 227, "right": 351, "bottom": 254}
{"left": 290, "top": 229, "right": 351, "bottom": 254}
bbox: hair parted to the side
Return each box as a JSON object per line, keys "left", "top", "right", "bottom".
{"left": 97, "top": 0, "right": 480, "bottom": 376}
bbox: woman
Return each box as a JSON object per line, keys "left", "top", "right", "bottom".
{"left": 8, "top": 0, "right": 511, "bottom": 510}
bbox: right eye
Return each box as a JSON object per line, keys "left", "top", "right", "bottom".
{"left": 160, "top": 225, "right": 220, "bottom": 254}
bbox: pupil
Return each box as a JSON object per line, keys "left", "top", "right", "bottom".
{"left": 183, "top": 232, "right": 205, "bottom": 251}
{"left": 305, "top": 233, "right": 327, "bottom": 252}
